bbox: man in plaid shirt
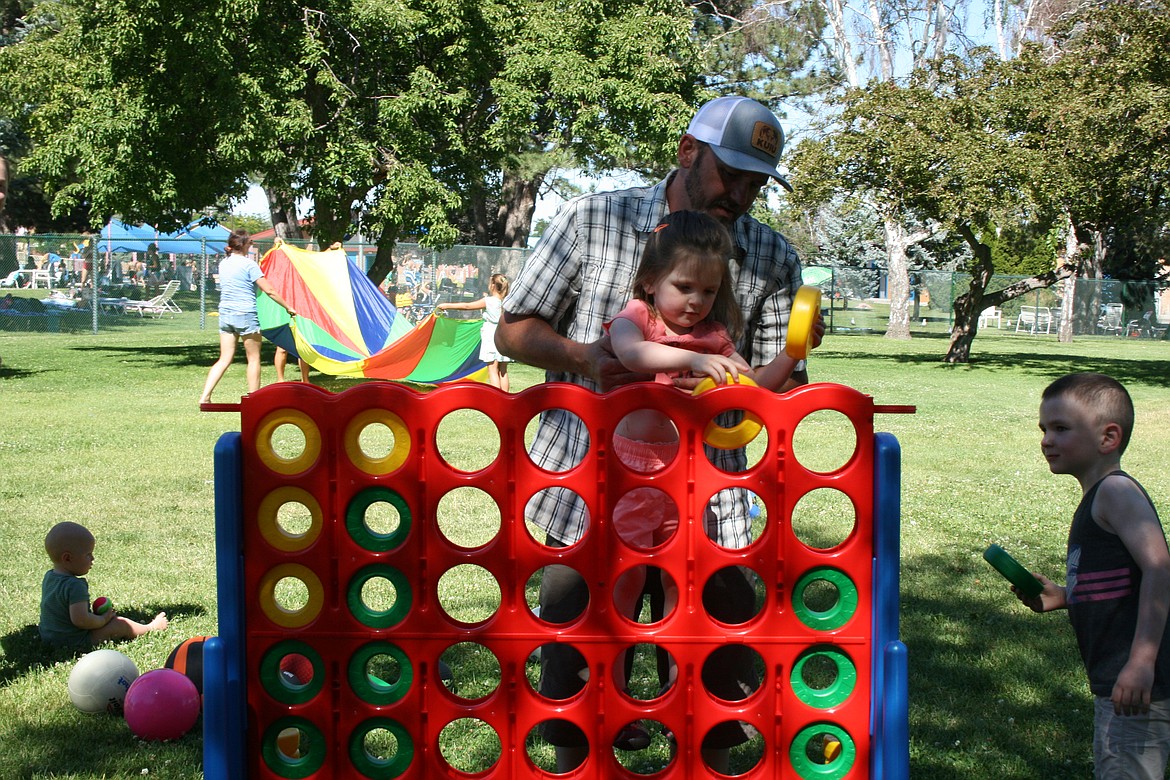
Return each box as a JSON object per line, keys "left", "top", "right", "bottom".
{"left": 496, "top": 96, "right": 821, "bottom": 772}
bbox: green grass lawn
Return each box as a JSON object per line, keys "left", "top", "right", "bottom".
{"left": 1, "top": 313, "right": 1168, "bottom": 778}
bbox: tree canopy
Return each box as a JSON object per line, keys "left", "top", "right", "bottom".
{"left": 786, "top": 0, "right": 1170, "bottom": 361}
{"left": 0, "top": 0, "right": 703, "bottom": 280}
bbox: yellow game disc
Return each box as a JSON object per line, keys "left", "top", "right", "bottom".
{"left": 692, "top": 374, "right": 764, "bottom": 450}
{"left": 785, "top": 285, "right": 822, "bottom": 360}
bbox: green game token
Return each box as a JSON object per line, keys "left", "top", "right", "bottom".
{"left": 983, "top": 544, "right": 1043, "bottom": 599}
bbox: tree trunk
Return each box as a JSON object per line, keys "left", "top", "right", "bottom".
{"left": 263, "top": 184, "right": 303, "bottom": 240}
{"left": 496, "top": 171, "right": 543, "bottom": 248}
{"left": 946, "top": 221, "right": 1080, "bottom": 362}
{"left": 0, "top": 154, "right": 9, "bottom": 233}
{"left": 365, "top": 222, "right": 400, "bottom": 287}
{"left": 944, "top": 223, "right": 995, "bottom": 363}
{"left": 883, "top": 217, "right": 929, "bottom": 340}
{"left": 1056, "top": 220, "right": 1083, "bottom": 342}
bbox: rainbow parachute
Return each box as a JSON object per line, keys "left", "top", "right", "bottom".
{"left": 256, "top": 243, "right": 488, "bottom": 384}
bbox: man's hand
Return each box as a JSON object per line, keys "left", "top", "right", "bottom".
{"left": 591, "top": 333, "right": 654, "bottom": 391}
{"left": 810, "top": 314, "right": 826, "bottom": 350}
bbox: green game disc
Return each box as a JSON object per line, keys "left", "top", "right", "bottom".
{"left": 983, "top": 544, "right": 1043, "bottom": 599}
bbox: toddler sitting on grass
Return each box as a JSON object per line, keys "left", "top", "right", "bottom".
{"left": 39, "top": 521, "right": 168, "bottom": 649}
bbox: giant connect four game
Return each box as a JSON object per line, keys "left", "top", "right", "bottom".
{"left": 202, "top": 380, "right": 911, "bottom": 779}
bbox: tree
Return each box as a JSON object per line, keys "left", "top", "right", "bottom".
{"left": 787, "top": 52, "right": 1063, "bottom": 359}
{"left": 791, "top": 0, "right": 980, "bottom": 338}
{"left": 1002, "top": 0, "right": 1170, "bottom": 341}
{"left": 0, "top": 0, "right": 704, "bottom": 282}
{"left": 789, "top": 1, "right": 1170, "bottom": 361}
{"left": 0, "top": 0, "right": 260, "bottom": 231}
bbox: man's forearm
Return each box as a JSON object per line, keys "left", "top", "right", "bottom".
{"left": 497, "top": 314, "right": 597, "bottom": 379}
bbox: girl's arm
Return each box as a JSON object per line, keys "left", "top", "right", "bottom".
{"left": 751, "top": 314, "right": 827, "bottom": 392}
{"left": 609, "top": 318, "right": 750, "bottom": 383}
{"left": 439, "top": 297, "right": 488, "bottom": 311}
{"left": 256, "top": 277, "right": 296, "bottom": 317}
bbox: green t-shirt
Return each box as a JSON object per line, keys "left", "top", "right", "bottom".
{"left": 39, "top": 570, "right": 91, "bottom": 648}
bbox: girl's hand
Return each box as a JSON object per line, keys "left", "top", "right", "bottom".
{"left": 689, "top": 354, "right": 753, "bottom": 384}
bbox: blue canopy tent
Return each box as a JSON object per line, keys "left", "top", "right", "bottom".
{"left": 97, "top": 220, "right": 155, "bottom": 253}
{"left": 98, "top": 219, "right": 230, "bottom": 255}
{"left": 156, "top": 221, "right": 229, "bottom": 255}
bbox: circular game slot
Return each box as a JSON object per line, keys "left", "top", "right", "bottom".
{"left": 259, "top": 641, "right": 324, "bottom": 705}
{"left": 523, "top": 488, "right": 590, "bottom": 546}
{"left": 345, "top": 410, "right": 410, "bottom": 475}
{"left": 438, "top": 717, "right": 500, "bottom": 774}
{"left": 792, "top": 408, "right": 858, "bottom": 475}
{"left": 349, "top": 641, "right": 412, "bottom": 706}
{"left": 436, "top": 564, "right": 501, "bottom": 626}
{"left": 789, "top": 722, "right": 854, "bottom": 779}
{"left": 347, "top": 565, "right": 412, "bottom": 629}
{"left": 612, "top": 718, "right": 677, "bottom": 775}
{"left": 257, "top": 488, "right": 322, "bottom": 552}
{"left": 258, "top": 565, "right": 324, "bottom": 629}
{"left": 792, "top": 567, "right": 858, "bottom": 631}
{"left": 346, "top": 488, "right": 411, "bottom": 552}
{"left": 792, "top": 488, "right": 856, "bottom": 551}
{"left": 790, "top": 646, "right": 857, "bottom": 709}
{"left": 262, "top": 716, "right": 326, "bottom": 777}
{"left": 692, "top": 374, "right": 765, "bottom": 451}
{"left": 255, "top": 410, "right": 321, "bottom": 475}
{"left": 435, "top": 408, "right": 500, "bottom": 473}
{"left": 349, "top": 718, "right": 414, "bottom": 778}
{"left": 439, "top": 641, "right": 501, "bottom": 701}
{"left": 525, "top": 719, "right": 587, "bottom": 773}
{"left": 436, "top": 487, "right": 501, "bottom": 550}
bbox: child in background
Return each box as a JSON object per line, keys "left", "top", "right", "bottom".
{"left": 39, "top": 521, "right": 168, "bottom": 649}
{"left": 1015, "top": 373, "right": 1170, "bottom": 779}
{"left": 438, "top": 273, "right": 513, "bottom": 391}
{"left": 274, "top": 346, "right": 310, "bottom": 384}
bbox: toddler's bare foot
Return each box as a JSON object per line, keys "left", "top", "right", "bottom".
{"left": 148, "top": 612, "right": 169, "bottom": 632}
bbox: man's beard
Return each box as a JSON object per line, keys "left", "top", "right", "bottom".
{"left": 685, "top": 148, "right": 741, "bottom": 227}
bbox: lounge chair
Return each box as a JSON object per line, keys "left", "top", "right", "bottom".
{"left": 1015, "top": 306, "right": 1052, "bottom": 334}
{"left": 124, "top": 280, "right": 182, "bottom": 318}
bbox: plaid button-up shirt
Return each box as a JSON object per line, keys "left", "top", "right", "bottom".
{"left": 504, "top": 173, "right": 803, "bottom": 548}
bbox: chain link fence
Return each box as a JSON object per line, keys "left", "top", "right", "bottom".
{"left": 2, "top": 232, "right": 1166, "bottom": 342}
{"left": 0, "top": 233, "right": 533, "bottom": 334}
{"left": 815, "top": 267, "right": 1168, "bottom": 340}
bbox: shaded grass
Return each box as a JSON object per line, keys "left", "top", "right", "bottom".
{"left": 1, "top": 317, "right": 1168, "bottom": 778}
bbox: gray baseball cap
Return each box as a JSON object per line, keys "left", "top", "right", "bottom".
{"left": 687, "top": 96, "right": 792, "bottom": 191}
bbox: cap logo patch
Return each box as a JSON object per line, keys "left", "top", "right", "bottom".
{"left": 751, "top": 122, "right": 780, "bottom": 157}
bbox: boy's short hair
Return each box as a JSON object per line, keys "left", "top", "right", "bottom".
{"left": 1042, "top": 372, "right": 1135, "bottom": 453}
{"left": 44, "top": 521, "right": 93, "bottom": 563}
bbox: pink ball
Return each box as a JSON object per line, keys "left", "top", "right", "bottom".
{"left": 92, "top": 597, "right": 111, "bottom": 615}
{"left": 123, "top": 669, "right": 201, "bottom": 741}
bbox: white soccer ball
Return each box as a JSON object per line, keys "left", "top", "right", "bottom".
{"left": 68, "top": 649, "right": 140, "bottom": 715}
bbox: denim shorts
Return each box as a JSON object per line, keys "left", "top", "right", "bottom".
{"left": 219, "top": 309, "right": 260, "bottom": 335}
{"left": 1094, "top": 696, "right": 1170, "bottom": 779}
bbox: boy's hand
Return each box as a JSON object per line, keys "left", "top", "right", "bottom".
{"left": 1013, "top": 573, "right": 1067, "bottom": 613}
{"left": 1112, "top": 661, "right": 1154, "bottom": 715}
